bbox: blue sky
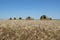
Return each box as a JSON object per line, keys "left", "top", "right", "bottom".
{"left": 0, "top": 0, "right": 60, "bottom": 19}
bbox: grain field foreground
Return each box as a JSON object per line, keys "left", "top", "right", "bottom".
{"left": 0, "top": 20, "right": 60, "bottom": 40}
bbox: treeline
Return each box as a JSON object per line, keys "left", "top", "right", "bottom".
{"left": 9, "top": 15, "right": 52, "bottom": 20}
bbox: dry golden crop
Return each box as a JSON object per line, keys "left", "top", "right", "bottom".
{"left": 0, "top": 20, "right": 60, "bottom": 40}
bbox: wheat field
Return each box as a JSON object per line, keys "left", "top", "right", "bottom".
{"left": 0, "top": 20, "right": 60, "bottom": 40}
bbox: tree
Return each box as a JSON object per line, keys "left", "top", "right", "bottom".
{"left": 14, "top": 17, "right": 16, "bottom": 20}
{"left": 49, "top": 18, "right": 52, "bottom": 20}
{"left": 19, "top": 17, "right": 22, "bottom": 20}
{"left": 9, "top": 17, "right": 12, "bottom": 20}
{"left": 26, "top": 16, "right": 32, "bottom": 20}
{"left": 40, "top": 15, "right": 47, "bottom": 20}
